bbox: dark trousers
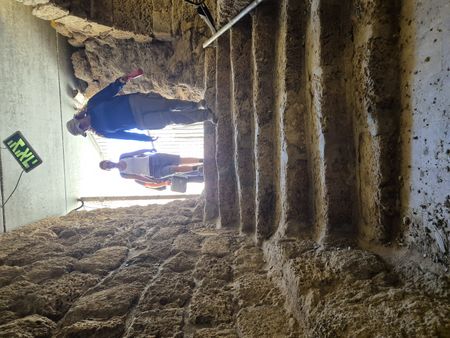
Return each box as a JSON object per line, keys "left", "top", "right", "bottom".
{"left": 129, "top": 93, "right": 208, "bottom": 130}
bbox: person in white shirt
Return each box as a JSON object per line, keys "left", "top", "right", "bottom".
{"left": 99, "top": 150, "right": 203, "bottom": 187}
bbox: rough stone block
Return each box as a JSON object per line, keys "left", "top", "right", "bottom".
{"left": 55, "top": 15, "right": 112, "bottom": 37}
{"left": 236, "top": 305, "right": 294, "bottom": 337}
{"left": 73, "top": 246, "right": 128, "bottom": 275}
{"left": 62, "top": 283, "right": 142, "bottom": 326}
{"left": 32, "top": 3, "right": 68, "bottom": 20}
{"left": 152, "top": 0, "right": 173, "bottom": 40}
{"left": 201, "top": 236, "right": 230, "bottom": 257}
{"left": 0, "top": 315, "right": 56, "bottom": 338}
{"left": 189, "top": 288, "right": 234, "bottom": 325}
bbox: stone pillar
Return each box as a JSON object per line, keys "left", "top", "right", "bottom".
{"left": 215, "top": 31, "right": 239, "bottom": 228}
{"left": 351, "top": 0, "right": 401, "bottom": 244}
{"left": 305, "top": 0, "right": 356, "bottom": 243}
{"left": 252, "top": 2, "right": 278, "bottom": 242}
{"left": 203, "top": 47, "right": 219, "bottom": 222}
{"left": 275, "top": 0, "right": 310, "bottom": 238}
{"left": 230, "top": 17, "right": 256, "bottom": 234}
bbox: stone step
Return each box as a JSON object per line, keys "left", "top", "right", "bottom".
{"left": 215, "top": 30, "right": 239, "bottom": 228}
{"left": 152, "top": 0, "right": 173, "bottom": 40}
{"left": 203, "top": 46, "right": 220, "bottom": 222}
{"left": 251, "top": 1, "right": 279, "bottom": 242}
{"left": 230, "top": 17, "right": 256, "bottom": 234}
{"left": 274, "top": 0, "right": 310, "bottom": 237}
{"left": 304, "top": 0, "right": 356, "bottom": 243}
{"left": 350, "top": 0, "right": 401, "bottom": 244}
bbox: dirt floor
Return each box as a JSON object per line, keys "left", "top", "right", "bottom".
{"left": 0, "top": 199, "right": 448, "bottom": 337}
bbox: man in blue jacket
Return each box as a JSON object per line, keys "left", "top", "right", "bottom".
{"left": 66, "top": 71, "right": 214, "bottom": 141}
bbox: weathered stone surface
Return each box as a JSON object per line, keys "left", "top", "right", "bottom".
{"left": 237, "top": 305, "right": 296, "bottom": 337}
{"left": 265, "top": 237, "right": 450, "bottom": 337}
{"left": 235, "top": 273, "right": 274, "bottom": 308}
{"left": 106, "top": 264, "right": 159, "bottom": 287}
{"left": 1, "top": 239, "right": 66, "bottom": 266}
{"left": 189, "top": 287, "right": 234, "bottom": 325}
{"left": 173, "top": 232, "right": 204, "bottom": 253}
{"left": 0, "top": 265, "right": 24, "bottom": 287}
{"left": 73, "top": 246, "right": 128, "bottom": 275}
{"left": 230, "top": 18, "right": 256, "bottom": 234}
{"left": 24, "top": 257, "right": 77, "bottom": 283}
{"left": 0, "top": 200, "right": 448, "bottom": 336}
{"left": 15, "top": 0, "right": 49, "bottom": 5}
{"left": 62, "top": 283, "right": 142, "bottom": 326}
{"left": 19, "top": 0, "right": 206, "bottom": 101}
{"left": 125, "top": 308, "right": 184, "bottom": 338}
{"left": 37, "top": 272, "right": 100, "bottom": 320}
{"left": 215, "top": 32, "right": 239, "bottom": 228}
{"left": 194, "top": 326, "right": 238, "bottom": 338}
{"left": 139, "top": 271, "right": 195, "bottom": 310}
{"left": 164, "top": 252, "right": 196, "bottom": 273}
{"left": 152, "top": 0, "right": 173, "bottom": 40}
{"left": 0, "top": 314, "right": 56, "bottom": 338}
{"left": 152, "top": 225, "right": 185, "bottom": 241}
{"left": 233, "top": 244, "right": 265, "bottom": 276}
{"left": 56, "top": 316, "right": 125, "bottom": 338}
{"left": 194, "top": 255, "right": 233, "bottom": 282}
{"left": 201, "top": 235, "right": 230, "bottom": 257}
{"left": 251, "top": 1, "right": 278, "bottom": 241}
{"left": 32, "top": 3, "right": 68, "bottom": 20}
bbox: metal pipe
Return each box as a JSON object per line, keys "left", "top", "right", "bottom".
{"left": 79, "top": 194, "right": 200, "bottom": 202}
{"left": 203, "top": 0, "right": 265, "bottom": 48}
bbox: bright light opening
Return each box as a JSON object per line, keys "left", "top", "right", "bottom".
{"left": 73, "top": 92, "right": 204, "bottom": 210}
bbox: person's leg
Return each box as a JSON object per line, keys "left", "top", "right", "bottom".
{"left": 165, "top": 98, "right": 198, "bottom": 111}
{"left": 163, "top": 109, "right": 211, "bottom": 125}
{"left": 179, "top": 157, "right": 203, "bottom": 164}
{"left": 130, "top": 94, "right": 214, "bottom": 128}
{"left": 168, "top": 165, "right": 200, "bottom": 173}
{"left": 159, "top": 163, "right": 203, "bottom": 177}
{"left": 151, "top": 153, "right": 181, "bottom": 178}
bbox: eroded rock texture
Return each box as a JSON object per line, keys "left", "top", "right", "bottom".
{"left": 203, "top": 0, "right": 449, "bottom": 268}
{"left": 0, "top": 200, "right": 448, "bottom": 337}
{"left": 0, "top": 200, "right": 302, "bottom": 337}
{"left": 20, "top": 0, "right": 211, "bottom": 100}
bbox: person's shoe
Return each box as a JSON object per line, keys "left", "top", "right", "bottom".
{"left": 197, "top": 99, "right": 207, "bottom": 110}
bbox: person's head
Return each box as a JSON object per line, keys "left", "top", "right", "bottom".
{"left": 99, "top": 160, "right": 119, "bottom": 171}
{"left": 66, "top": 115, "right": 90, "bottom": 137}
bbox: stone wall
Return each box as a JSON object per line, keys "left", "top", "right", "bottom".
{"left": 206, "top": 0, "right": 449, "bottom": 272}
{"left": 19, "top": 0, "right": 210, "bottom": 100}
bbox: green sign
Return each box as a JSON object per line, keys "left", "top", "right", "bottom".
{"left": 3, "top": 131, "right": 42, "bottom": 172}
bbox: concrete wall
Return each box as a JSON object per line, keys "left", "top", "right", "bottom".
{"left": 400, "top": 0, "right": 450, "bottom": 265}
{"left": 0, "top": 0, "right": 92, "bottom": 231}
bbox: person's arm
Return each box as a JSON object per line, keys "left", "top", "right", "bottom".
{"left": 100, "top": 131, "right": 153, "bottom": 142}
{"left": 87, "top": 69, "right": 143, "bottom": 108}
{"left": 119, "top": 149, "right": 155, "bottom": 160}
{"left": 87, "top": 78, "right": 126, "bottom": 109}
